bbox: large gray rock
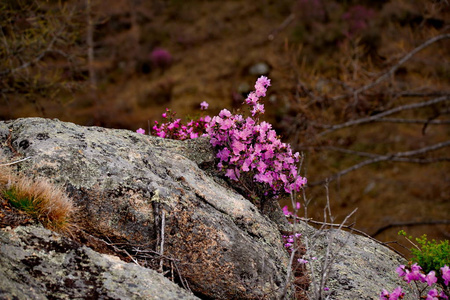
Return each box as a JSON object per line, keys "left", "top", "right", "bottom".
{"left": 0, "top": 117, "right": 422, "bottom": 300}
{"left": 0, "top": 224, "right": 200, "bottom": 300}
{"left": 0, "top": 118, "right": 292, "bottom": 299}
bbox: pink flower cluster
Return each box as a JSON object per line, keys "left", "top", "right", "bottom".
{"left": 149, "top": 108, "right": 211, "bottom": 140}
{"left": 380, "top": 264, "right": 449, "bottom": 300}
{"left": 137, "top": 76, "right": 306, "bottom": 199}
{"left": 206, "top": 76, "right": 307, "bottom": 197}
{"left": 244, "top": 76, "right": 271, "bottom": 116}
{"left": 282, "top": 232, "right": 302, "bottom": 251}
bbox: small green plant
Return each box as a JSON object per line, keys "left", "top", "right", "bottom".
{"left": 413, "top": 236, "right": 449, "bottom": 275}
{"left": 399, "top": 230, "right": 450, "bottom": 275}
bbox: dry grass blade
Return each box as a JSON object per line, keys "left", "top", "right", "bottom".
{"left": 0, "top": 159, "right": 77, "bottom": 235}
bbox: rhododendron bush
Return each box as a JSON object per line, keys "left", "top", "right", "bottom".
{"left": 137, "top": 76, "right": 307, "bottom": 204}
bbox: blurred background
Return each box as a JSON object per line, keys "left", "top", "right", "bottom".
{"left": 1, "top": 0, "right": 449, "bottom": 257}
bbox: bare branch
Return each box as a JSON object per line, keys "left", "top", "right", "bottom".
{"left": 332, "top": 34, "right": 450, "bottom": 101}
{"left": 313, "top": 146, "right": 450, "bottom": 163}
{"left": 375, "top": 118, "right": 450, "bottom": 124}
{"left": 268, "top": 13, "right": 295, "bottom": 41}
{"left": 310, "top": 140, "right": 450, "bottom": 185}
{"left": 314, "top": 146, "right": 380, "bottom": 158}
{"left": 372, "top": 220, "right": 450, "bottom": 237}
{"left": 319, "top": 95, "right": 449, "bottom": 136}
{"left": 0, "top": 27, "right": 64, "bottom": 76}
{"left": 396, "top": 91, "right": 450, "bottom": 98}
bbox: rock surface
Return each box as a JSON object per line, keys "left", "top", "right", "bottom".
{"left": 295, "top": 222, "right": 416, "bottom": 299}
{"left": 0, "top": 117, "right": 292, "bottom": 299}
{"left": 0, "top": 224, "right": 200, "bottom": 300}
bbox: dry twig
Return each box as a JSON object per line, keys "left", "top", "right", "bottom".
{"left": 310, "top": 140, "right": 450, "bottom": 186}
{"left": 332, "top": 34, "right": 450, "bottom": 101}
{"left": 319, "top": 95, "right": 450, "bottom": 136}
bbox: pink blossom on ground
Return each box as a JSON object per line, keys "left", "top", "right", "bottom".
{"left": 136, "top": 128, "right": 145, "bottom": 134}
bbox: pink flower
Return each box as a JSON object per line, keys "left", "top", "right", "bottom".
{"left": 404, "top": 263, "right": 426, "bottom": 283}
{"left": 255, "top": 76, "right": 270, "bottom": 87}
{"left": 232, "top": 140, "right": 246, "bottom": 155}
{"left": 217, "top": 147, "right": 231, "bottom": 161}
{"left": 380, "top": 286, "right": 404, "bottom": 300}
{"left": 200, "top": 101, "right": 209, "bottom": 110}
{"left": 220, "top": 118, "right": 234, "bottom": 130}
{"left": 254, "top": 84, "right": 267, "bottom": 97}
{"left": 379, "top": 289, "right": 390, "bottom": 299}
{"left": 257, "top": 161, "right": 267, "bottom": 173}
{"left": 254, "top": 172, "right": 272, "bottom": 184}
{"left": 282, "top": 205, "right": 292, "bottom": 216}
{"left": 245, "top": 92, "right": 259, "bottom": 106}
{"left": 426, "top": 289, "right": 439, "bottom": 300}
{"left": 441, "top": 265, "right": 450, "bottom": 285}
{"left": 396, "top": 265, "right": 406, "bottom": 277}
{"left": 251, "top": 103, "right": 265, "bottom": 116}
{"left": 225, "top": 168, "right": 239, "bottom": 181}
{"left": 136, "top": 128, "right": 145, "bottom": 134}
{"left": 219, "top": 109, "right": 231, "bottom": 118}
{"left": 390, "top": 286, "right": 404, "bottom": 300}
{"left": 425, "top": 270, "right": 437, "bottom": 286}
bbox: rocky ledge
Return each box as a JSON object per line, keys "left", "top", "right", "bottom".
{"left": 0, "top": 118, "right": 413, "bottom": 299}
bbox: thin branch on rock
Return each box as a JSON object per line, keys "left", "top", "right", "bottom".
{"left": 90, "top": 233, "right": 140, "bottom": 266}
{"left": 159, "top": 210, "right": 165, "bottom": 273}
{"left": 294, "top": 216, "right": 405, "bottom": 257}
{"left": 0, "top": 157, "right": 32, "bottom": 166}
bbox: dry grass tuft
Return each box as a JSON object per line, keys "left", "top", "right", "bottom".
{"left": 0, "top": 158, "right": 77, "bottom": 235}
